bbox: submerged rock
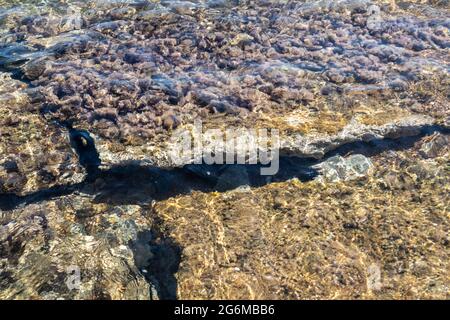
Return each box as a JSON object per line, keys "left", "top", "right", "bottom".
{"left": 419, "top": 133, "right": 449, "bottom": 159}
{"left": 314, "top": 154, "right": 373, "bottom": 182}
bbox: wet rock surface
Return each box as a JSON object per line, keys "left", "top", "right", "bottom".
{"left": 0, "top": 0, "right": 449, "bottom": 299}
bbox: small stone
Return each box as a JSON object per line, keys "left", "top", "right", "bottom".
{"left": 162, "top": 114, "right": 180, "bottom": 130}
{"left": 314, "top": 154, "right": 373, "bottom": 182}
{"left": 389, "top": 78, "right": 408, "bottom": 92}
{"left": 124, "top": 52, "right": 144, "bottom": 64}
{"left": 2, "top": 160, "right": 19, "bottom": 173}
{"left": 419, "top": 133, "right": 449, "bottom": 159}
{"left": 321, "top": 85, "right": 334, "bottom": 96}
{"left": 4, "top": 172, "right": 26, "bottom": 191}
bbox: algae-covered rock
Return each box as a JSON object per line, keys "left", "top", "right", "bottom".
{"left": 0, "top": 0, "right": 448, "bottom": 168}
{"left": 0, "top": 73, "right": 85, "bottom": 196}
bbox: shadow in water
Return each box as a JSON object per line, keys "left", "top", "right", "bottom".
{"left": 130, "top": 227, "right": 181, "bottom": 300}
{"left": 0, "top": 160, "right": 318, "bottom": 211}
{"left": 0, "top": 125, "right": 448, "bottom": 212}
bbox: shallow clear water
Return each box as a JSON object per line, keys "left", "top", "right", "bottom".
{"left": 0, "top": 0, "right": 449, "bottom": 300}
